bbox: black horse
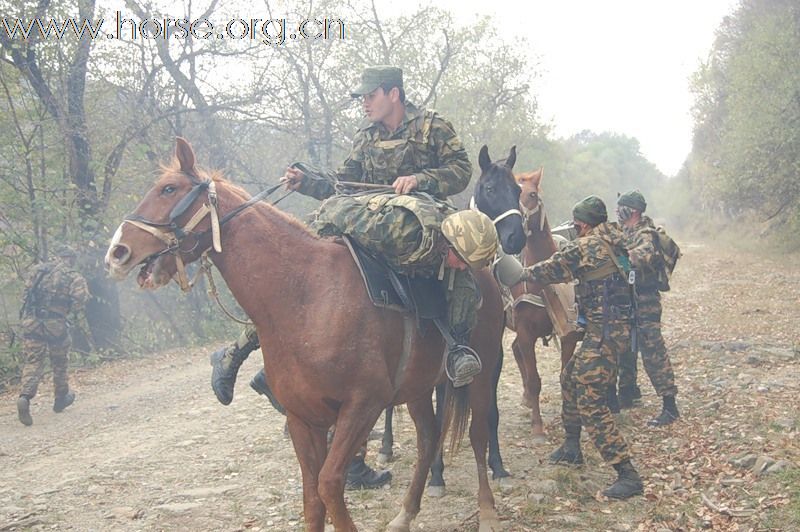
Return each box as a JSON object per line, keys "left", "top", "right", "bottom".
{"left": 378, "top": 145, "right": 524, "bottom": 495}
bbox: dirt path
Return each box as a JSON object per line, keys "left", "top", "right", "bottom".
{"left": 1, "top": 240, "right": 798, "bottom": 531}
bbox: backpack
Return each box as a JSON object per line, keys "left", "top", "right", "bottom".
{"left": 654, "top": 226, "right": 681, "bottom": 291}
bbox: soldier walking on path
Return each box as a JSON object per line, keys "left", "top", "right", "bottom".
{"left": 521, "top": 196, "right": 644, "bottom": 499}
{"left": 16, "top": 245, "right": 90, "bottom": 426}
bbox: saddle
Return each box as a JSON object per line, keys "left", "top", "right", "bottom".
{"left": 342, "top": 236, "right": 446, "bottom": 327}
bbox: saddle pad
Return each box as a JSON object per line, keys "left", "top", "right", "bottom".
{"left": 542, "top": 282, "right": 578, "bottom": 338}
{"left": 343, "top": 236, "right": 446, "bottom": 321}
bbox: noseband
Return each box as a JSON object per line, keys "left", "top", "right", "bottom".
{"left": 468, "top": 196, "right": 523, "bottom": 226}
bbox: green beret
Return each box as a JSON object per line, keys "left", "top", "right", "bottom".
{"left": 350, "top": 66, "right": 403, "bottom": 98}
{"left": 617, "top": 190, "right": 647, "bottom": 212}
{"left": 572, "top": 195, "right": 608, "bottom": 226}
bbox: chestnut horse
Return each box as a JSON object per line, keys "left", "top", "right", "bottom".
{"left": 105, "top": 138, "right": 505, "bottom": 532}
{"left": 510, "top": 169, "right": 582, "bottom": 442}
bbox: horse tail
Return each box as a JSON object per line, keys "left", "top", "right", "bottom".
{"left": 438, "top": 381, "right": 471, "bottom": 456}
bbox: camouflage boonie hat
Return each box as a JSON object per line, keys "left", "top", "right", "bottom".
{"left": 617, "top": 190, "right": 647, "bottom": 212}
{"left": 441, "top": 210, "right": 498, "bottom": 270}
{"left": 572, "top": 195, "right": 608, "bottom": 226}
{"left": 350, "top": 66, "right": 403, "bottom": 98}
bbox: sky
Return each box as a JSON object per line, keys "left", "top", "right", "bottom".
{"left": 375, "top": 0, "right": 740, "bottom": 176}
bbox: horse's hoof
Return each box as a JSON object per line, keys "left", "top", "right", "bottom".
{"left": 377, "top": 452, "right": 393, "bottom": 465}
{"left": 479, "top": 518, "right": 503, "bottom": 532}
{"left": 427, "top": 484, "right": 445, "bottom": 498}
{"left": 530, "top": 433, "right": 547, "bottom": 445}
{"left": 496, "top": 476, "right": 513, "bottom": 492}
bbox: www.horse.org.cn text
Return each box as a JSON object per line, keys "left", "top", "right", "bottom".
{"left": 1, "top": 12, "right": 346, "bottom": 46}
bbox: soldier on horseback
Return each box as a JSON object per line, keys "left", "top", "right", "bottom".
{"left": 208, "top": 65, "right": 493, "bottom": 488}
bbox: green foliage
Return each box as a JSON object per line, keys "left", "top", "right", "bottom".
{"left": 688, "top": 0, "right": 800, "bottom": 247}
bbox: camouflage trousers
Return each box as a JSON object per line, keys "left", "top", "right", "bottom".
{"left": 561, "top": 318, "right": 631, "bottom": 465}
{"left": 18, "top": 318, "right": 71, "bottom": 399}
{"left": 634, "top": 291, "right": 677, "bottom": 397}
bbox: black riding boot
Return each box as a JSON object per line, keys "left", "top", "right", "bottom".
{"left": 345, "top": 455, "right": 392, "bottom": 490}
{"left": 607, "top": 385, "right": 620, "bottom": 414}
{"left": 17, "top": 395, "right": 32, "bottom": 426}
{"left": 210, "top": 334, "right": 259, "bottom": 405}
{"left": 619, "top": 385, "right": 637, "bottom": 409}
{"left": 53, "top": 391, "right": 75, "bottom": 413}
{"left": 603, "top": 460, "right": 643, "bottom": 499}
{"left": 250, "top": 369, "right": 286, "bottom": 415}
{"left": 647, "top": 395, "right": 679, "bottom": 427}
{"left": 548, "top": 431, "right": 584, "bottom": 465}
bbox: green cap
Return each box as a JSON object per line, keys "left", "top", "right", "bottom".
{"left": 572, "top": 195, "right": 608, "bottom": 226}
{"left": 617, "top": 190, "right": 647, "bottom": 212}
{"left": 350, "top": 66, "right": 403, "bottom": 98}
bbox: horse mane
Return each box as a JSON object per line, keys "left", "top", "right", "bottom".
{"left": 158, "top": 159, "right": 320, "bottom": 240}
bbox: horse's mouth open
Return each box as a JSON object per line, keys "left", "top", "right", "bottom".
{"left": 136, "top": 254, "right": 162, "bottom": 289}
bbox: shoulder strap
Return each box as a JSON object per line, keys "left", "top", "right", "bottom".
{"left": 582, "top": 240, "right": 627, "bottom": 282}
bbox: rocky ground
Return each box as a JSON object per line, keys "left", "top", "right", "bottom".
{"left": 1, "top": 240, "right": 798, "bottom": 531}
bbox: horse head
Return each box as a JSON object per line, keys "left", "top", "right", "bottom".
{"left": 105, "top": 138, "right": 218, "bottom": 289}
{"left": 473, "top": 145, "right": 526, "bottom": 255}
{"left": 515, "top": 167, "right": 546, "bottom": 235}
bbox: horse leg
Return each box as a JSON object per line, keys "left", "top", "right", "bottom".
{"left": 515, "top": 322, "right": 546, "bottom": 443}
{"left": 527, "top": 338, "right": 546, "bottom": 443}
{"left": 427, "top": 382, "right": 446, "bottom": 497}
{"left": 511, "top": 336, "right": 531, "bottom": 407}
{"left": 319, "top": 404, "right": 383, "bottom": 532}
{"left": 378, "top": 406, "right": 394, "bottom": 465}
{"left": 389, "top": 394, "right": 438, "bottom": 532}
{"left": 488, "top": 347, "right": 510, "bottom": 484}
{"left": 286, "top": 413, "right": 328, "bottom": 532}
{"left": 469, "top": 380, "right": 501, "bottom": 532}
{"left": 560, "top": 331, "right": 580, "bottom": 369}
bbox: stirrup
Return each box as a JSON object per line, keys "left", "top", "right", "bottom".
{"left": 445, "top": 345, "right": 482, "bottom": 388}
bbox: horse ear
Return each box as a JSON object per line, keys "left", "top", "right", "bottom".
{"left": 175, "top": 137, "right": 196, "bottom": 175}
{"left": 478, "top": 145, "right": 491, "bottom": 172}
{"left": 538, "top": 166, "right": 544, "bottom": 191}
{"left": 505, "top": 145, "right": 517, "bottom": 170}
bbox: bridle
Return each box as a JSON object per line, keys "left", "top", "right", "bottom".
{"left": 122, "top": 174, "right": 290, "bottom": 291}
{"left": 520, "top": 193, "right": 546, "bottom": 235}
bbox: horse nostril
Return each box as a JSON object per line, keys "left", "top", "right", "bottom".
{"left": 112, "top": 244, "right": 131, "bottom": 263}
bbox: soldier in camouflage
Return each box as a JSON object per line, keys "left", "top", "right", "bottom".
{"left": 617, "top": 190, "right": 679, "bottom": 426}
{"left": 16, "top": 245, "right": 90, "bottom": 426}
{"left": 209, "top": 65, "right": 477, "bottom": 488}
{"left": 520, "top": 196, "right": 644, "bottom": 499}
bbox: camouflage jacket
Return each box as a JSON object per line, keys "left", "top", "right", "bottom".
{"left": 623, "top": 215, "right": 662, "bottom": 291}
{"left": 297, "top": 102, "right": 472, "bottom": 200}
{"left": 524, "top": 222, "right": 631, "bottom": 319}
{"left": 21, "top": 260, "right": 90, "bottom": 321}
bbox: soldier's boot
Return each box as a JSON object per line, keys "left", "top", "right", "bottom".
{"left": 345, "top": 455, "right": 392, "bottom": 490}
{"left": 548, "top": 432, "right": 584, "bottom": 465}
{"left": 17, "top": 395, "right": 33, "bottom": 426}
{"left": 603, "top": 460, "right": 644, "bottom": 499}
{"left": 446, "top": 344, "right": 482, "bottom": 388}
{"left": 647, "top": 395, "right": 679, "bottom": 427}
{"left": 619, "top": 385, "right": 637, "bottom": 410}
{"left": 249, "top": 369, "right": 286, "bottom": 415}
{"left": 607, "top": 386, "right": 620, "bottom": 414}
{"left": 210, "top": 333, "right": 259, "bottom": 406}
{"left": 53, "top": 391, "right": 75, "bottom": 413}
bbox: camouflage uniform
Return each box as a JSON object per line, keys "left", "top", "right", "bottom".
{"left": 623, "top": 215, "right": 678, "bottom": 398}
{"left": 296, "top": 101, "right": 471, "bottom": 201}
{"left": 524, "top": 222, "right": 633, "bottom": 465}
{"left": 18, "top": 259, "right": 89, "bottom": 401}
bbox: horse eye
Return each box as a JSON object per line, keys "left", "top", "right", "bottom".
{"left": 161, "top": 185, "right": 176, "bottom": 195}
